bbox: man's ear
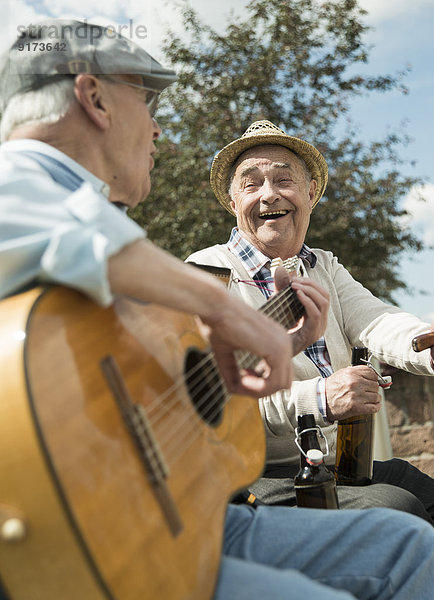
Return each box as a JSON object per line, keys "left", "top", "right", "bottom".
{"left": 308, "top": 179, "right": 317, "bottom": 210}
{"left": 230, "top": 199, "right": 237, "bottom": 214}
{"left": 73, "top": 74, "right": 110, "bottom": 131}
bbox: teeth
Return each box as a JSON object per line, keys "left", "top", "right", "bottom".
{"left": 259, "top": 210, "right": 288, "bottom": 218}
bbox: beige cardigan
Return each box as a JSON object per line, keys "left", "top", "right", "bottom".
{"left": 187, "top": 245, "right": 432, "bottom": 466}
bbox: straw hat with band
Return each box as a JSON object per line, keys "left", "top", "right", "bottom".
{"left": 210, "top": 120, "right": 328, "bottom": 216}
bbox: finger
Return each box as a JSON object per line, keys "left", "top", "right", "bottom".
{"left": 354, "top": 389, "right": 382, "bottom": 406}
{"left": 240, "top": 349, "right": 293, "bottom": 396}
{"left": 235, "top": 366, "right": 291, "bottom": 397}
{"left": 292, "top": 288, "right": 329, "bottom": 325}
{"left": 249, "top": 359, "right": 271, "bottom": 379}
{"left": 215, "top": 338, "right": 292, "bottom": 397}
{"left": 212, "top": 352, "right": 241, "bottom": 394}
{"left": 236, "top": 374, "right": 273, "bottom": 397}
{"left": 361, "top": 389, "right": 382, "bottom": 401}
{"left": 273, "top": 265, "right": 291, "bottom": 293}
{"left": 359, "top": 402, "right": 382, "bottom": 414}
{"left": 291, "top": 278, "right": 330, "bottom": 303}
{"left": 353, "top": 365, "right": 379, "bottom": 382}
{"left": 294, "top": 288, "right": 323, "bottom": 318}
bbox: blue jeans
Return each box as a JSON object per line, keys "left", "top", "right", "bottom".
{"left": 216, "top": 504, "right": 434, "bottom": 599}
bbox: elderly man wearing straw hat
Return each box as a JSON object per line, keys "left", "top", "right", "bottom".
{"left": 187, "top": 119, "right": 434, "bottom": 522}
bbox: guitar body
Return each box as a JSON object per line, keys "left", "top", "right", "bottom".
{"left": 0, "top": 286, "right": 265, "bottom": 600}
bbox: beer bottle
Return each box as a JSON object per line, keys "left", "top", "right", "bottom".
{"left": 334, "top": 347, "right": 375, "bottom": 486}
{"left": 294, "top": 413, "right": 339, "bottom": 509}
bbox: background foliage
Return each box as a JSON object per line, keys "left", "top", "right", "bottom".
{"left": 129, "top": 0, "right": 424, "bottom": 302}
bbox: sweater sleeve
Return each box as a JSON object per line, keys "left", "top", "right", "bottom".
{"left": 324, "top": 250, "right": 433, "bottom": 375}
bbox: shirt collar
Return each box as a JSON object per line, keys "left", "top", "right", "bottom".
{"left": 226, "top": 227, "right": 317, "bottom": 275}
{"left": 299, "top": 243, "right": 317, "bottom": 268}
{"left": 226, "top": 227, "right": 271, "bottom": 278}
{"left": 1, "top": 139, "right": 110, "bottom": 198}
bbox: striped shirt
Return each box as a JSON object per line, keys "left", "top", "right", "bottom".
{"left": 226, "top": 227, "right": 332, "bottom": 418}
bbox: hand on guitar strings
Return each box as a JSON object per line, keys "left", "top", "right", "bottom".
{"left": 202, "top": 296, "right": 293, "bottom": 398}
{"left": 273, "top": 266, "right": 330, "bottom": 356}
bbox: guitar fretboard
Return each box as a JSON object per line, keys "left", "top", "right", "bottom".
{"left": 237, "top": 283, "right": 305, "bottom": 372}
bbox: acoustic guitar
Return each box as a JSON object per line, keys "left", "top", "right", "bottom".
{"left": 0, "top": 281, "right": 303, "bottom": 600}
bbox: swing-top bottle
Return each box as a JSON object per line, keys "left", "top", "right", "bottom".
{"left": 294, "top": 413, "right": 339, "bottom": 509}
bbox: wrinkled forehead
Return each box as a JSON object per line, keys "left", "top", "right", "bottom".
{"left": 233, "top": 144, "right": 304, "bottom": 176}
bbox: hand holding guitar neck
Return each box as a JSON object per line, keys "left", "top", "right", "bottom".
{"left": 273, "top": 267, "right": 330, "bottom": 356}
{"left": 412, "top": 328, "right": 434, "bottom": 370}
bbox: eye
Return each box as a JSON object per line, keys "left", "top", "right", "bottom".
{"left": 243, "top": 180, "right": 259, "bottom": 190}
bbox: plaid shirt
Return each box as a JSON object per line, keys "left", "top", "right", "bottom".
{"left": 226, "top": 227, "right": 332, "bottom": 418}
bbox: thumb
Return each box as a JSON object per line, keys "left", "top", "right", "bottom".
{"left": 274, "top": 265, "right": 291, "bottom": 292}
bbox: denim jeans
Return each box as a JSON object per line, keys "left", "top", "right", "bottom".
{"left": 215, "top": 503, "right": 434, "bottom": 600}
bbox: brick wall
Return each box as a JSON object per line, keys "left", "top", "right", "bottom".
{"left": 381, "top": 365, "right": 434, "bottom": 477}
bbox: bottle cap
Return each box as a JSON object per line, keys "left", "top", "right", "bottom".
{"left": 306, "top": 449, "right": 324, "bottom": 465}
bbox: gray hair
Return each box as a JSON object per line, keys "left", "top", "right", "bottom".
{"left": 227, "top": 146, "right": 313, "bottom": 198}
{"left": 0, "top": 78, "right": 76, "bottom": 142}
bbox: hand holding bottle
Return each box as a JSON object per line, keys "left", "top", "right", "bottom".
{"left": 334, "top": 347, "right": 375, "bottom": 486}
{"left": 325, "top": 365, "right": 381, "bottom": 422}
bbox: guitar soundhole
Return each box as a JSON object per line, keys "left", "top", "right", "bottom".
{"left": 184, "top": 348, "right": 225, "bottom": 427}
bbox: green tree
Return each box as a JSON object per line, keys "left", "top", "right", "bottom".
{"left": 130, "top": 0, "right": 424, "bottom": 302}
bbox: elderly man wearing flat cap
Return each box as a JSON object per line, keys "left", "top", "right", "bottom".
{"left": 1, "top": 21, "right": 434, "bottom": 600}
{"left": 187, "top": 119, "right": 434, "bottom": 521}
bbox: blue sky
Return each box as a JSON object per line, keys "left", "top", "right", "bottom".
{"left": 3, "top": 0, "right": 434, "bottom": 322}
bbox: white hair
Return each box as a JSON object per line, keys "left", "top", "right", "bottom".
{"left": 0, "top": 78, "right": 76, "bottom": 142}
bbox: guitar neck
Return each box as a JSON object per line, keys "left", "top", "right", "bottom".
{"left": 237, "top": 283, "right": 305, "bottom": 371}
{"left": 260, "top": 283, "right": 305, "bottom": 330}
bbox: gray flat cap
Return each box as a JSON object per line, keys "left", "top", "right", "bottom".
{"left": 0, "top": 19, "right": 177, "bottom": 111}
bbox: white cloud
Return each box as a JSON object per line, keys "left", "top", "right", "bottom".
{"left": 358, "top": 0, "right": 434, "bottom": 23}
{"left": 9, "top": 0, "right": 433, "bottom": 59}
{"left": 402, "top": 183, "right": 434, "bottom": 246}
{"left": 0, "top": 0, "right": 242, "bottom": 81}
{"left": 3, "top": 1, "right": 48, "bottom": 50}
{"left": 1, "top": 0, "right": 249, "bottom": 58}
{"left": 39, "top": 0, "right": 127, "bottom": 13}
{"left": 2, "top": 0, "right": 165, "bottom": 55}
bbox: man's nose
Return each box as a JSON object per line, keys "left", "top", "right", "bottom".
{"left": 261, "top": 179, "right": 279, "bottom": 203}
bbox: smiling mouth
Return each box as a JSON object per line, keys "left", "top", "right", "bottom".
{"left": 258, "top": 210, "right": 290, "bottom": 220}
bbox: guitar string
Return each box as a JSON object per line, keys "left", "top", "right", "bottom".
{"left": 145, "top": 290, "right": 304, "bottom": 440}
{"left": 143, "top": 288, "right": 303, "bottom": 425}
{"left": 140, "top": 290, "right": 304, "bottom": 462}
{"left": 131, "top": 310, "right": 296, "bottom": 474}
{"left": 223, "top": 296, "right": 304, "bottom": 371}
{"left": 164, "top": 296, "right": 304, "bottom": 450}
{"left": 133, "top": 293, "right": 304, "bottom": 472}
